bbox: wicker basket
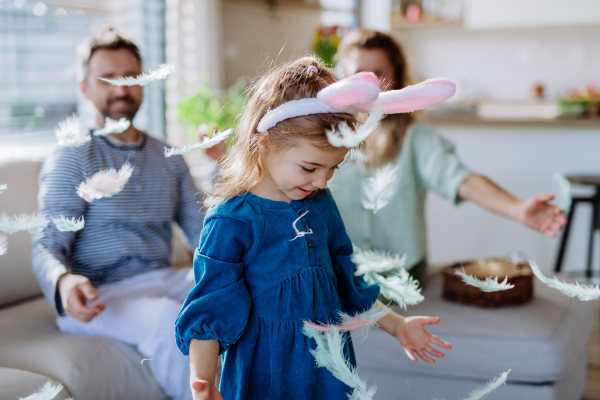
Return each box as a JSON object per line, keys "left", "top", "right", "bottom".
{"left": 442, "top": 258, "right": 533, "bottom": 308}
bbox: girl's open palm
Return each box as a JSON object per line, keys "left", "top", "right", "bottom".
{"left": 192, "top": 380, "right": 223, "bottom": 400}
{"left": 394, "top": 316, "right": 451, "bottom": 364}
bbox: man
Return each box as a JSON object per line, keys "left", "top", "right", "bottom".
{"left": 32, "top": 27, "right": 201, "bottom": 400}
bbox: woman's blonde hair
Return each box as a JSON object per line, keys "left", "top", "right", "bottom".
{"left": 337, "top": 29, "right": 413, "bottom": 168}
{"left": 205, "top": 56, "right": 358, "bottom": 208}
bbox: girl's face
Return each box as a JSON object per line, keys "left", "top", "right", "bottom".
{"left": 255, "top": 136, "right": 348, "bottom": 203}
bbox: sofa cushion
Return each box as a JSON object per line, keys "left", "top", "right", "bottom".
{"left": 0, "top": 297, "right": 169, "bottom": 400}
{"left": 354, "top": 271, "right": 594, "bottom": 383}
{"left": 0, "top": 367, "right": 72, "bottom": 400}
{"left": 0, "top": 160, "right": 44, "bottom": 306}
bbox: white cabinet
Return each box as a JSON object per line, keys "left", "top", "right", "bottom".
{"left": 464, "top": 0, "right": 600, "bottom": 29}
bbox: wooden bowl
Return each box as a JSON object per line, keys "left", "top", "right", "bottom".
{"left": 442, "top": 258, "right": 533, "bottom": 308}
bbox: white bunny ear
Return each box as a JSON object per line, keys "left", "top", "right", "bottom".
{"left": 317, "top": 72, "right": 381, "bottom": 111}
{"left": 364, "top": 78, "right": 456, "bottom": 114}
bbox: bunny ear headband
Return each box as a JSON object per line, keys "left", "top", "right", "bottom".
{"left": 256, "top": 71, "right": 456, "bottom": 133}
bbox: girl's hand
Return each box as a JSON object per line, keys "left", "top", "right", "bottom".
{"left": 394, "top": 316, "right": 451, "bottom": 364}
{"left": 517, "top": 194, "right": 567, "bottom": 238}
{"left": 191, "top": 380, "right": 223, "bottom": 400}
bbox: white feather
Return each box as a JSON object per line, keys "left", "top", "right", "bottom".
{"left": 54, "top": 114, "right": 90, "bottom": 147}
{"left": 164, "top": 128, "right": 233, "bottom": 157}
{"left": 289, "top": 210, "right": 313, "bottom": 241}
{"left": 93, "top": 117, "right": 131, "bottom": 136}
{"left": 0, "top": 234, "right": 7, "bottom": 256}
{"left": 352, "top": 248, "right": 406, "bottom": 276}
{"left": 454, "top": 268, "right": 514, "bottom": 292}
{"left": 305, "top": 303, "right": 390, "bottom": 333}
{"left": 76, "top": 162, "right": 134, "bottom": 203}
{"left": 326, "top": 109, "right": 384, "bottom": 148}
{"left": 362, "top": 164, "right": 399, "bottom": 214}
{"left": 52, "top": 215, "right": 85, "bottom": 232}
{"left": 529, "top": 260, "right": 600, "bottom": 301}
{"left": 364, "top": 270, "right": 424, "bottom": 309}
{"left": 554, "top": 173, "right": 571, "bottom": 214}
{"left": 462, "top": 369, "right": 510, "bottom": 400}
{"left": 0, "top": 184, "right": 6, "bottom": 194}
{"left": 19, "top": 381, "right": 64, "bottom": 400}
{"left": 0, "top": 213, "right": 49, "bottom": 234}
{"left": 99, "top": 63, "right": 173, "bottom": 86}
{"left": 303, "top": 324, "right": 376, "bottom": 400}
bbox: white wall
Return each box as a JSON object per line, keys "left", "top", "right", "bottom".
{"left": 393, "top": 24, "right": 600, "bottom": 102}
{"left": 221, "top": 1, "right": 322, "bottom": 87}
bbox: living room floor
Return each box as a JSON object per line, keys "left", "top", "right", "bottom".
{"left": 583, "top": 300, "right": 600, "bottom": 400}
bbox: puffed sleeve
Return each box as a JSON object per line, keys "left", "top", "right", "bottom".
{"left": 175, "top": 214, "right": 252, "bottom": 355}
{"left": 318, "top": 190, "right": 380, "bottom": 316}
{"left": 411, "top": 123, "right": 472, "bottom": 205}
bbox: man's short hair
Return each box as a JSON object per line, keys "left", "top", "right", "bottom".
{"left": 76, "top": 26, "right": 142, "bottom": 83}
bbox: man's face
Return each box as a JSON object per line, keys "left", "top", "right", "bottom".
{"left": 342, "top": 48, "right": 397, "bottom": 91}
{"left": 81, "top": 48, "right": 143, "bottom": 121}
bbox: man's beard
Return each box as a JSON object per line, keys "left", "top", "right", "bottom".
{"left": 101, "top": 96, "right": 140, "bottom": 122}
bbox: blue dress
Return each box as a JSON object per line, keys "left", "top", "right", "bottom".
{"left": 175, "top": 190, "right": 380, "bottom": 400}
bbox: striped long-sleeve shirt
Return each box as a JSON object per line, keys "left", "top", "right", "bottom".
{"left": 32, "top": 133, "right": 204, "bottom": 316}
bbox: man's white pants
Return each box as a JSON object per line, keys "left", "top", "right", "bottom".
{"left": 57, "top": 268, "right": 194, "bottom": 400}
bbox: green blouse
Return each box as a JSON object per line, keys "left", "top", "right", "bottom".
{"left": 329, "top": 123, "right": 472, "bottom": 270}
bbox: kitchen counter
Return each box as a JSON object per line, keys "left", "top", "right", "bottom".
{"left": 419, "top": 113, "right": 600, "bottom": 128}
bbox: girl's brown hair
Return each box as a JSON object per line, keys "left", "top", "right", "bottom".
{"left": 205, "top": 56, "right": 357, "bottom": 208}
{"left": 336, "top": 29, "right": 413, "bottom": 168}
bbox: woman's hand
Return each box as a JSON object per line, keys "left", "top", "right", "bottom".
{"left": 192, "top": 380, "right": 223, "bottom": 400}
{"left": 394, "top": 316, "right": 451, "bottom": 364}
{"left": 198, "top": 123, "right": 228, "bottom": 162}
{"left": 517, "top": 194, "right": 567, "bottom": 238}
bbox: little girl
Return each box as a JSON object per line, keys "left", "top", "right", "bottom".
{"left": 175, "top": 57, "right": 452, "bottom": 400}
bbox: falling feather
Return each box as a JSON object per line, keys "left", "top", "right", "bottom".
{"left": 93, "top": 117, "right": 131, "bottom": 136}
{"left": 0, "top": 184, "right": 6, "bottom": 194}
{"left": 76, "top": 162, "right": 133, "bottom": 203}
{"left": 289, "top": 210, "right": 313, "bottom": 241}
{"left": 164, "top": 128, "right": 233, "bottom": 157}
{"left": 52, "top": 215, "right": 85, "bottom": 232}
{"left": 364, "top": 269, "right": 424, "bottom": 309}
{"left": 326, "top": 108, "right": 384, "bottom": 148}
{"left": 303, "top": 324, "right": 376, "bottom": 400}
{"left": 352, "top": 248, "right": 406, "bottom": 276}
{"left": 0, "top": 234, "right": 7, "bottom": 256}
{"left": 0, "top": 213, "right": 49, "bottom": 234}
{"left": 463, "top": 369, "right": 510, "bottom": 400}
{"left": 99, "top": 63, "right": 173, "bottom": 86}
{"left": 554, "top": 173, "right": 572, "bottom": 214}
{"left": 529, "top": 260, "right": 600, "bottom": 301}
{"left": 54, "top": 114, "right": 90, "bottom": 147}
{"left": 19, "top": 381, "right": 64, "bottom": 400}
{"left": 362, "top": 164, "right": 399, "bottom": 214}
{"left": 304, "top": 302, "right": 390, "bottom": 332}
{"left": 454, "top": 268, "right": 514, "bottom": 292}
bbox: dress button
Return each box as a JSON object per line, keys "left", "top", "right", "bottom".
{"left": 298, "top": 210, "right": 304, "bottom": 216}
{"left": 307, "top": 241, "right": 314, "bottom": 248}
{"left": 303, "top": 224, "right": 310, "bottom": 231}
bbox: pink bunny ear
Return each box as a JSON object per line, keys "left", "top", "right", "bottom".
{"left": 364, "top": 78, "right": 456, "bottom": 114}
{"left": 317, "top": 72, "right": 381, "bottom": 110}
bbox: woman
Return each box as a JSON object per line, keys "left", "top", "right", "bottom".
{"left": 330, "top": 29, "right": 566, "bottom": 283}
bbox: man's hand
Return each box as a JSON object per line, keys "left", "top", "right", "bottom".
{"left": 58, "top": 274, "right": 105, "bottom": 323}
{"left": 191, "top": 380, "right": 223, "bottom": 400}
{"left": 518, "top": 194, "right": 567, "bottom": 238}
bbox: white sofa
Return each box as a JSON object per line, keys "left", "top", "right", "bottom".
{"left": 0, "top": 159, "right": 192, "bottom": 400}
{"left": 355, "top": 272, "right": 594, "bottom": 399}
